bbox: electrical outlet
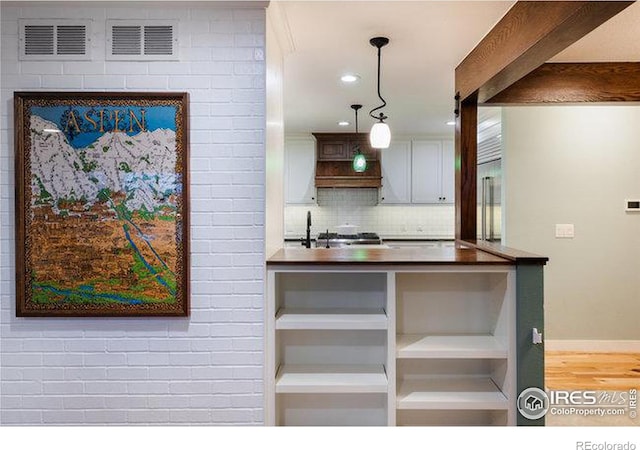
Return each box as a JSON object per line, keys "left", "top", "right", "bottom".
{"left": 417, "top": 225, "right": 423, "bottom": 232}
{"left": 555, "top": 224, "right": 574, "bottom": 238}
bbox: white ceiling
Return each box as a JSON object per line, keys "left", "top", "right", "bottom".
{"left": 274, "top": 0, "right": 640, "bottom": 137}
{"left": 551, "top": 0, "right": 640, "bottom": 62}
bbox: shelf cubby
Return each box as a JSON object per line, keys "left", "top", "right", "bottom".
{"left": 396, "top": 271, "right": 511, "bottom": 338}
{"left": 275, "top": 272, "right": 387, "bottom": 312}
{"left": 277, "top": 393, "right": 388, "bottom": 426}
{"left": 396, "top": 377, "right": 508, "bottom": 410}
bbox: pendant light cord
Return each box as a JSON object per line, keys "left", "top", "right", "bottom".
{"left": 351, "top": 104, "right": 363, "bottom": 154}
{"left": 369, "top": 44, "right": 387, "bottom": 121}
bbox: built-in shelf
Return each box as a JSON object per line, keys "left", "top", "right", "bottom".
{"left": 276, "top": 308, "right": 388, "bottom": 330}
{"left": 396, "top": 334, "right": 507, "bottom": 359}
{"left": 266, "top": 267, "right": 517, "bottom": 426}
{"left": 397, "top": 377, "right": 508, "bottom": 410}
{"left": 275, "top": 364, "right": 388, "bottom": 394}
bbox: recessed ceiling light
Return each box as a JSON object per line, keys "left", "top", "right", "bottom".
{"left": 446, "top": 121, "right": 456, "bottom": 126}
{"left": 338, "top": 121, "right": 350, "bottom": 126}
{"left": 340, "top": 74, "right": 360, "bottom": 83}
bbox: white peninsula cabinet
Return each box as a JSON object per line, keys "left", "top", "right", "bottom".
{"left": 263, "top": 246, "right": 542, "bottom": 427}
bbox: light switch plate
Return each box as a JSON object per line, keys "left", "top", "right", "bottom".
{"left": 555, "top": 224, "right": 574, "bottom": 238}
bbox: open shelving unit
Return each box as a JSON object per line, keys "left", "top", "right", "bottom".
{"left": 395, "top": 271, "right": 516, "bottom": 426}
{"left": 266, "top": 271, "right": 393, "bottom": 426}
{"left": 265, "top": 266, "right": 516, "bottom": 426}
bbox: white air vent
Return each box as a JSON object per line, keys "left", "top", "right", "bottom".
{"left": 107, "top": 20, "right": 178, "bottom": 60}
{"left": 112, "top": 25, "right": 142, "bottom": 55}
{"left": 19, "top": 19, "right": 91, "bottom": 60}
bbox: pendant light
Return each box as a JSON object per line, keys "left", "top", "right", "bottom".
{"left": 350, "top": 104, "right": 366, "bottom": 173}
{"left": 369, "top": 37, "right": 391, "bottom": 149}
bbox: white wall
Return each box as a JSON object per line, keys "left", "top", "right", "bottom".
{"left": 264, "top": 7, "right": 284, "bottom": 258}
{"left": 0, "top": 2, "right": 267, "bottom": 425}
{"left": 503, "top": 106, "right": 640, "bottom": 340}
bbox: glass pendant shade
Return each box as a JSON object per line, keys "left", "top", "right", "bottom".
{"left": 370, "top": 121, "right": 391, "bottom": 149}
{"left": 352, "top": 152, "right": 367, "bottom": 172}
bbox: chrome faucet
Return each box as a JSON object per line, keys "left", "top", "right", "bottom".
{"left": 301, "top": 210, "right": 312, "bottom": 248}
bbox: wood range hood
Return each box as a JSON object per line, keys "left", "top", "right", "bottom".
{"left": 313, "top": 133, "right": 382, "bottom": 188}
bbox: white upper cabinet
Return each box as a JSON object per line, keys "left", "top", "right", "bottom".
{"left": 284, "top": 136, "right": 454, "bottom": 205}
{"left": 380, "top": 140, "right": 411, "bottom": 204}
{"left": 440, "top": 140, "right": 455, "bottom": 204}
{"left": 285, "top": 138, "right": 316, "bottom": 204}
{"left": 411, "top": 140, "right": 454, "bottom": 204}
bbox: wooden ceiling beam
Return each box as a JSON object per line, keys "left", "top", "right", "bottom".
{"left": 455, "top": 1, "right": 634, "bottom": 104}
{"left": 484, "top": 62, "right": 640, "bottom": 105}
{"left": 454, "top": 1, "right": 634, "bottom": 242}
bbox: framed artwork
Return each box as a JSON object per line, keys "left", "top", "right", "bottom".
{"left": 14, "top": 92, "right": 189, "bottom": 316}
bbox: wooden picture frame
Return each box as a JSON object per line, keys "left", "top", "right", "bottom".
{"left": 14, "top": 92, "right": 189, "bottom": 317}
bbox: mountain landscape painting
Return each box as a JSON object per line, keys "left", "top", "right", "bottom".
{"left": 14, "top": 92, "right": 189, "bottom": 316}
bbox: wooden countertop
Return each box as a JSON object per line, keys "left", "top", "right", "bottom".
{"left": 459, "top": 240, "right": 549, "bottom": 265}
{"left": 267, "top": 246, "right": 513, "bottom": 266}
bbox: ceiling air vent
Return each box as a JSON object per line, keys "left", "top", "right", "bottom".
{"left": 107, "top": 20, "right": 178, "bottom": 60}
{"left": 19, "top": 19, "right": 91, "bottom": 60}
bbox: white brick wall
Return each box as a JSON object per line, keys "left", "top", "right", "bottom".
{"left": 0, "top": 2, "right": 266, "bottom": 425}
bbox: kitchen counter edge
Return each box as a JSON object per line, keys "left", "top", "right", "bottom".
{"left": 459, "top": 239, "right": 549, "bottom": 265}
{"left": 267, "top": 246, "right": 513, "bottom": 266}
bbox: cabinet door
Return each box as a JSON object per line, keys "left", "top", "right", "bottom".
{"left": 348, "top": 137, "right": 378, "bottom": 161}
{"left": 318, "top": 140, "right": 348, "bottom": 160}
{"left": 380, "top": 140, "right": 411, "bottom": 204}
{"left": 285, "top": 139, "right": 316, "bottom": 204}
{"left": 440, "top": 140, "right": 455, "bottom": 204}
{"left": 411, "top": 140, "right": 442, "bottom": 203}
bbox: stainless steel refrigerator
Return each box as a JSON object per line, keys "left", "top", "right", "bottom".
{"left": 478, "top": 159, "right": 502, "bottom": 242}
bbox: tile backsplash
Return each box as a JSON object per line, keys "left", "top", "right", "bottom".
{"left": 285, "top": 188, "right": 454, "bottom": 239}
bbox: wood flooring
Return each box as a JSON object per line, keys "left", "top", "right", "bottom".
{"left": 544, "top": 351, "right": 640, "bottom": 426}
{"left": 545, "top": 351, "right": 640, "bottom": 391}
